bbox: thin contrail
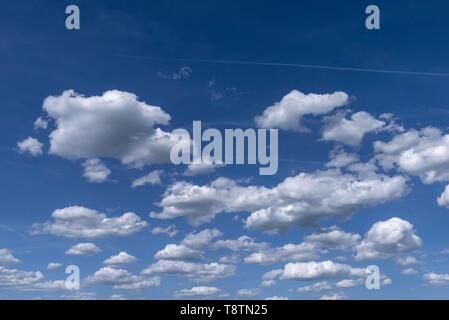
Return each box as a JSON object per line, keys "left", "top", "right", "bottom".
{"left": 118, "top": 54, "right": 449, "bottom": 77}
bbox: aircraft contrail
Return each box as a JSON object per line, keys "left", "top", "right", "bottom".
{"left": 118, "top": 54, "right": 449, "bottom": 77}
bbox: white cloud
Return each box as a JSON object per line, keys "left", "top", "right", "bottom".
{"left": 437, "top": 185, "right": 449, "bottom": 207}
{"left": 255, "top": 90, "right": 348, "bottom": 131}
{"left": 304, "top": 226, "right": 360, "bottom": 251}
{"left": 0, "top": 266, "right": 66, "bottom": 291}
{"left": 322, "top": 111, "right": 385, "bottom": 146}
{"left": 103, "top": 252, "right": 137, "bottom": 265}
{"left": 155, "top": 244, "right": 203, "bottom": 261}
{"left": 65, "top": 243, "right": 101, "bottom": 256}
{"left": 213, "top": 236, "right": 269, "bottom": 252}
{"left": 294, "top": 281, "right": 332, "bottom": 293}
{"left": 17, "top": 137, "right": 43, "bottom": 156}
{"left": 0, "top": 249, "right": 20, "bottom": 265}
{"left": 132, "top": 170, "right": 163, "bottom": 188}
{"left": 244, "top": 242, "right": 318, "bottom": 264}
{"left": 175, "top": 286, "right": 223, "bottom": 298}
{"left": 402, "top": 268, "right": 418, "bottom": 275}
{"left": 335, "top": 279, "right": 361, "bottom": 288}
{"left": 86, "top": 267, "right": 160, "bottom": 289}
{"left": 265, "top": 296, "right": 288, "bottom": 300}
{"left": 34, "top": 117, "right": 48, "bottom": 130}
{"left": 395, "top": 256, "right": 418, "bottom": 266}
{"left": 423, "top": 272, "right": 449, "bottom": 286}
{"left": 30, "top": 206, "right": 148, "bottom": 238}
{"left": 82, "top": 158, "right": 111, "bottom": 183}
{"left": 319, "top": 292, "right": 348, "bottom": 300}
{"left": 151, "top": 225, "right": 179, "bottom": 237}
{"left": 154, "top": 228, "right": 222, "bottom": 261}
{"left": 46, "top": 263, "right": 63, "bottom": 270}
{"left": 374, "top": 126, "right": 449, "bottom": 183}
{"left": 280, "top": 261, "right": 353, "bottom": 281}
{"left": 152, "top": 170, "right": 408, "bottom": 232}
{"left": 326, "top": 149, "right": 359, "bottom": 168}
{"left": 42, "top": 90, "right": 173, "bottom": 168}
{"left": 237, "top": 288, "right": 261, "bottom": 297}
{"left": 354, "top": 217, "right": 422, "bottom": 261}
{"left": 142, "top": 260, "right": 235, "bottom": 283}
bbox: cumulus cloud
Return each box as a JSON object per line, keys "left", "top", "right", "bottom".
{"left": 265, "top": 296, "right": 288, "bottom": 300}
{"left": 354, "top": 217, "right": 422, "bottom": 261}
{"left": 0, "top": 249, "right": 20, "bottom": 265}
{"left": 0, "top": 266, "right": 66, "bottom": 291}
{"left": 423, "top": 272, "right": 449, "bottom": 286}
{"left": 280, "top": 261, "right": 353, "bottom": 281}
{"left": 322, "top": 111, "right": 385, "bottom": 146}
{"left": 154, "top": 229, "right": 222, "bottom": 261}
{"left": 255, "top": 90, "right": 348, "bottom": 131}
{"left": 319, "top": 292, "right": 348, "bottom": 300}
{"left": 86, "top": 267, "right": 160, "bottom": 289}
{"left": 131, "top": 170, "right": 163, "bottom": 188}
{"left": 65, "top": 243, "right": 101, "bottom": 256}
{"left": 237, "top": 288, "right": 261, "bottom": 297}
{"left": 437, "top": 185, "right": 449, "bottom": 207}
{"left": 402, "top": 268, "right": 418, "bottom": 275}
{"left": 326, "top": 149, "right": 359, "bottom": 168}
{"left": 82, "top": 158, "right": 111, "bottom": 183}
{"left": 213, "top": 236, "right": 269, "bottom": 252}
{"left": 152, "top": 170, "right": 408, "bottom": 232}
{"left": 42, "top": 90, "right": 173, "bottom": 168}
{"left": 142, "top": 260, "right": 235, "bottom": 283}
{"left": 304, "top": 226, "right": 360, "bottom": 251}
{"left": 34, "top": 117, "right": 48, "bottom": 130}
{"left": 151, "top": 225, "right": 178, "bottom": 237}
{"left": 244, "top": 242, "right": 318, "bottom": 264}
{"left": 30, "top": 206, "right": 148, "bottom": 238}
{"left": 47, "top": 263, "right": 63, "bottom": 270}
{"left": 374, "top": 126, "right": 449, "bottom": 183}
{"left": 103, "top": 252, "right": 137, "bottom": 265}
{"left": 294, "top": 281, "right": 332, "bottom": 293}
{"left": 175, "top": 286, "right": 224, "bottom": 298}
{"left": 17, "top": 137, "right": 43, "bottom": 156}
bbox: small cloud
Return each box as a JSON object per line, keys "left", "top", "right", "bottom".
{"left": 17, "top": 137, "right": 44, "bottom": 156}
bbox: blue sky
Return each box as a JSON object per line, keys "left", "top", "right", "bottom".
{"left": 2, "top": 0, "right": 449, "bottom": 299}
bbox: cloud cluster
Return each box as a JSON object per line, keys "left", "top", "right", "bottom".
{"left": 82, "top": 158, "right": 111, "bottom": 183}
{"left": 152, "top": 170, "right": 408, "bottom": 232}
{"left": 86, "top": 267, "right": 160, "bottom": 290}
{"left": 65, "top": 243, "right": 101, "bottom": 256}
{"left": 17, "top": 137, "right": 43, "bottom": 156}
{"left": 0, "top": 249, "right": 20, "bottom": 265}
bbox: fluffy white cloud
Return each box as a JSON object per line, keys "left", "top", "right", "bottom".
{"left": 280, "top": 261, "right": 353, "bottom": 281}
{"left": 304, "top": 226, "right": 360, "bottom": 251}
{"left": 142, "top": 260, "right": 235, "bottom": 283}
{"left": 319, "top": 292, "right": 348, "bottom": 300}
{"left": 244, "top": 242, "right": 318, "bottom": 264}
{"left": 151, "top": 225, "right": 179, "bottom": 237}
{"left": 265, "top": 296, "right": 288, "bottom": 300}
{"left": 294, "top": 281, "right": 332, "bottom": 293}
{"left": 43, "top": 90, "right": 173, "bottom": 167}
{"left": 423, "top": 272, "right": 449, "bottom": 286}
{"left": 82, "top": 158, "right": 111, "bottom": 183}
{"left": 65, "top": 243, "right": 101, "bottom": 256}
{"left": 132, "top": 170, "right": 163, "bottom": 188}
{"left": 0, "top": 249, "right": 20, "bottom": 265}
{"left": 437, "top": 185, "right": 449, "bottom": 207}
{"left": 374, "top": 127, "right": 449, "bottom": 183}
{"left": 213, "top": 236, "right": 269, "bottom": 252}
{"left": 155, "top": 244, "right": 203, "bottom": 261}
{"left": 326, "top": 149, "right": 359, "bottom": 168}
{"left": 237, "top": 288, "right": 261, "bottom": 297}
{"left": 30, "top": 206, "right": 148, "bottom": 238}
{"left": 401, "top": 268, "right": 418, "bottom": 275}
{"left": 47, "top": 263, "right": 63, "bottom": 270}
{"left": 17, "top": 137, "right": 43, "bottom": 156}
{"left": 152, "top": 170, "right": 408, "bottom": 232}
{"left": 103, "top": 252, "right": 137, "bottom": 265}
{"left": 354, "top": 217, "right": 422, "bottom": 261}
{"left": 175, "top": 286, "right": 223, "bottom": 298}
{"left": 154, "top": 229, "right": 222, "bottom": 261}
{"left": 255, "top": 90, "right": 348, "bottom": 131}
{"left": 0, "top": 266, "right": 66, "bottom": 291}
{"left": 322, "top": 111, "right": 385, "bottom": 146}
{"left": 395, "top": 256, "right": 418, "bottom": 266}
{"left": 34, "top": 117, "right": 48, "bottom": 130}
{"left": 86, "top": 267, "right": 160, "bottom": 289}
